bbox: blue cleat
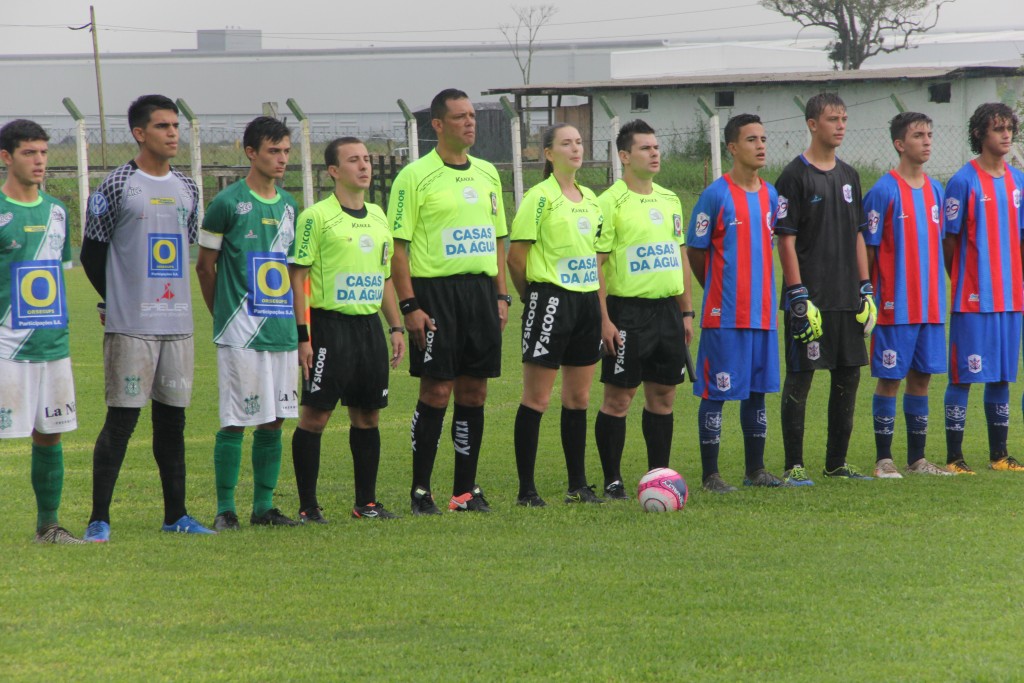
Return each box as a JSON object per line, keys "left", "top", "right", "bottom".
{"left": 161, "top": 515, "right": 216, "bottom": 534}
{"left": 822, "top": 463, "right": 874, "bottom": 480}
{"left": 83, "top": 520, "right": 111, "bottom": 543}
{"left": 782, "top": 465, "right": 815, "bottom": 487}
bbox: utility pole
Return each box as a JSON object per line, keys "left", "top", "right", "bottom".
{"left": 71, "top": 7, "right": 108, "bottom": 167}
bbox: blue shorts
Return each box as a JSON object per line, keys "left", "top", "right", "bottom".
{"left": 693, "top": 328, "right": 779, "bottom": 400}
{"left": 948, "top": 312, "right": 1022, "bottom": 384}
{"left": 870, "top": 323, "right": 946, "bottom": 379}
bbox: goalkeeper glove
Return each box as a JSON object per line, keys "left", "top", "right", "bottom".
{"left": 786, "top": 284, "right": 822, "bottom": 343}
{"left": 856, "top": 280, "right": 877, "bottom": 337}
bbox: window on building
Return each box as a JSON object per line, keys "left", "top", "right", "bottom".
{"left": 928, "top": 83, "right": 952, "bottom": 104}
{"left": 631, "top": 92, "right": 650, "bottom": 112}
{"left": 715, "top": 91, "right": 735, "bottom": 108}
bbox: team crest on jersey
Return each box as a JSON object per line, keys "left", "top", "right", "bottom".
{"left": 88, "top": 192, "right": 109, "bottom": 216}
{"left": 842, "top": 184, "right": 853, "bottom": 203}
{"left": 867, "top": 210, "right": 880, "bottom": 235}
{"left": 577, "top": 217, "right": 591, "bottom": 234}
{"left": 807, "top": 341, "right": 821, "bottom": 361}
{"left": 462, "top": 187, "right": 479, "bottom": 204}
{"left": 0, "top": 407, "right": 11, "bottom": 431}
{"left": 124, "top": 375, "right": 141, "bottom": 397}
{"left": 967, "top": 354, "right": 982, "bottom": 373}
{"left": 777, "top": 196, "right": 789, "bottom": 219}
{"left": 235, "top": 201, "right": 253, "bottom": 215}
{"left": 490, "top": 192, "right": 498, "bottom": 216}
{"left": 359, "top": 234, "right": 374, "bottom": 253}
{"left": 944, "top": 197, "right": 960, "bottom": 221}
{"left": 882, "top": 349, "right": 897, "bottom": 369}
{"left": 1014, "top": 188, "right": 1021, "bottom": 209}
{"left": 649, "top": 209, "right": 664, "bottom": 225}
{"left": 0, "top": 212, "right": 12, "bottom": 227}
{"left": 48, "top": 229, "right": 65, "bottom": 252}
{"left": 715, "top": 372, "right": 731, "bottom": 392}
{"left": 49, "top": 206, "right": 65, "bottom": 225}
{"left": 694, "top": 212, "right": 710, "bottom": 237}
{"left": 931, "top": 204, "right": 939, "bottom": 224}
{"left": 243, "top": 394, "right": 261, "bottom": 416}
{"left": 673, "top": 214, "right": 682, "bottom": 237}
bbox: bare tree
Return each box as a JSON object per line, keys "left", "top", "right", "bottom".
{"left": 761, "top": 0, "right": 954, "bottom": 70}
{"left": 500, "top": 5, "right": 558, "bottom": 132}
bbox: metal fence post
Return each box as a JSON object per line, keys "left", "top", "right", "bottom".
{"left": 398, "top": 99, "right": 419, "bottom": 162}
{"left": 61, "top": 97, "right": 89, "bottom": 243}
{"left": 286, "top": 98, "right": 314, "bottom": 209}
{"left": 793, "top": 96, "right": 810, "bottom": 150}
{"left": 697, "top": 97, "right": 721, "bottom": 181}
{"left": 500, "top": 97, "right": 524, "bottom": 209}
{"left": 597, "top": 96, "right": 620, "bottom": 183}
{"left": 176, "top": 98, "right": 204, "bottom": 224}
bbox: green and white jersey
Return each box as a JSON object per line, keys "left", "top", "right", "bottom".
{"left": 290, "top": 194, "right": 393, "bottom": 316}
{"left": 0, "top": 191, "right": 72, "bottom": 361}
{"left": 510, "top": 175, "right": 602, "bottom": 292}
{"left": 596, "top": 180, "right": 686, "bottom": 299}
{"left": 386, "top": 149, "right": 507, "bottom": 278}
{"left": 199, "top": 180, "right": 299, "bottom": 351}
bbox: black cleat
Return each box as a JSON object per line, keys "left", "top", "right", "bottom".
{"left": 565, "top": 485, "right": 605, "bottom": 504}
{"left": 516, "top": 491, "right": 547, "bottom": 507}
{"left": 213, "top": 511, "right": 241, "bottom": 531}
{"left": 449, "top": 485, "right": 492, "bottom": 512}
{"left": 250, "top": 508, "right": 300, "bottom": 527}
{"left": 604, "top": 480, "right": 629, "bottom": 500}
{"left": 351, "top": 502, "right": 400, "bottom": 519}
{"left": 411, "top": 487, "right": 442, "bottom": 516}
{"left": 298, "top": 506, "right": 328, "bottom": 524}
{"left": 702, "top": 473, "right": 738, "bottom": 493}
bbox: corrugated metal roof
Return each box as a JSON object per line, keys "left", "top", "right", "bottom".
{"left": 483, "top": 64, "right": 1022, "bottom": 96}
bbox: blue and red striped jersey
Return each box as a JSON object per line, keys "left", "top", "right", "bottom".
{"left": 686, "top": 174, "right": 778, "bottom": 330}
{"left": 943, "top": 160, "right": 1024, "bottom": 313}
{"left": 863, "top": 170, "right": 946, "bottom": 325}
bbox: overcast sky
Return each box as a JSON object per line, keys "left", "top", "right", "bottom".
{"left": 0, "top": 0, "right": 1018, "bottom": 55}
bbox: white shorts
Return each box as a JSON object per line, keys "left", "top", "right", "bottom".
{"left": 0, "top": 357, "right": 77, "bottom": 438}
{"left": 217, "top": 346, "right": 298, "bottom": 428}
{"left": 104, "top": 334, "right": 194, "bottom": 408}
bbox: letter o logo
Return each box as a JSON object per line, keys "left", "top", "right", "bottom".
{"left": 257, "top": 261, "right": 290, "bottom": 297}
{"left": 152, "top": 239, "right": 177, "bottom": 265}
{"left": 21, "top": 269, "right": 57, "bottom": 307}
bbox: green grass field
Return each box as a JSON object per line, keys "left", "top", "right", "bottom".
{"left": 3, "top": 251, "right": 1024, "bottom": 680}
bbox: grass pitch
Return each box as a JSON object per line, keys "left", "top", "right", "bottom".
{"left": 2, "top": 265, "right": 1024, "bottom": 682}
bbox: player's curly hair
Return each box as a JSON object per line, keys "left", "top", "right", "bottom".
{"left": 968, "top": 102, "right": 1018, "bottom": 155}
{"left": 243, "top": 116, "right": 291, "bottom": 153}
{"left": 0, "top": 119, "right": 49, "bottom": 154}
{"left": 724, "top": 114, "right": 762, "bottom": 144}
{"left": 616, "top": 119, "right": 655, "bottom": 152}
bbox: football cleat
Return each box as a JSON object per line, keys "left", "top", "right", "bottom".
{"left": 782, "top": 465, "right": 815, "bottom": 486}
{"left": 945, "top": 459, "right": 976, "bottom": 475}
{"left": 213, "top": 511, "right": 241, "bottom": 531}
{"left": 83, "top": 520, "right": 111, "bottom": 543}
{"left": 449, "top": 485, "right": 491, "bottom": 512}
{"left": 743, "top": 469, "right": 791, "bottom": 487}
{"left": 905, "top": 458, "right": 953, "bottom": 476}
{"left": 989, "top": 456, "right": 1024, "bottom": 472}
{"left": 161, "top": 515, "right": 216, "bottom": 534}
{"left": 822, "top": 464, "right": 874, "bottom": 480}
{"left": 250, "top": 508, "right": 300, "bottom": 527}
{"left": 298, "top": 506, "right": 329, "bottom": 524}
{"left": 604, "top": 480, "right": 629, "bottom": 500}
{"left": 516, "top": 491, "right": 547, "bottom": 507}
{"left": 873, "top": 458, "right": 903, "bottom": 479}
{"left": 35, "top": 524, "right": 87, "bottom": 545}
{"left": 565, "top": 484, "right": 605, "bottom": 504}
{"left": 701, "top": 473, "right": 738, "bottom": 493}
{"left": 411, "top": 487, "right": 442, "bottom": 516}
{"left": 351, "top": 502, "right": 400, "bottom": 519}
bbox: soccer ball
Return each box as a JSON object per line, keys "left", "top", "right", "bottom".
{"left": 637, "top": 468, "right": 688, "bottom": 512}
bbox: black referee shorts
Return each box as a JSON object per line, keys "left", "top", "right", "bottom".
{"left": 600, "top": 295, "right": 687, "bottom": 388}
{"left": 521, "top": 282, "right": 601, "bottom": 369}
{"left": 783, "top": 309, "right": 868, "bottom": 371}
{"left": 303, "top": 308, "right": 389, "bottom": 411}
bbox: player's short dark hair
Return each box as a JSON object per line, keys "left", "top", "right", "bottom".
{"left": 805, "top": 93, "right": 846, "bottom": 121}
{"left": 889, "top": 112, "right": 932, "bottom": 144}
{"left": 128, "top": 94, "right": 178, "bottom": 131}
{"left": 616, "top": 119, "right": 656, "bottom": 152}
{"left": 430, "top": 89, "right": 470, "bottom": 120}
{"left": 542, "top": 122, "right": 576, "bottom": 180}
{"left": 243, "top": 116, "right": 291, "bottom": 153}
{"left": 724, "top": 114, "right": 763, "bottom": 144}
{"left": 0, "top": 119, "right": 49, "bottom": 154}
{"left": 324, "top": 136, "right": 364, "bottom": 167}
{"left": 968, "top": 102, "right": 1019, "bottom": 155}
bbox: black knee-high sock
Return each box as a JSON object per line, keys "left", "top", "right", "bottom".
{"left": 825, "top": 366, "right": 860, "bottom": 472}
{"left": 561, "top": 407, "right": 588, "bottom": 490}
{"left": 514, "top": 404, "right": 543, "bottom": 497}
{"left": 350, "top": 426, "right": 380, "bottom": 507}
{"left": 90, "top": 406, "right": 141, "bottom": 523}
{"left": 291, "top": 427, "right": 322, "bottom": 511}
{"left": 740, "top": 393, "right": 768, "bottom": 475}
{"left": 642, "top": 409, "right": 674, "bottom": 470}
{"left": 452, "top": 404, "right": 484, "bottom": 496}
{"left": 411, "top": 401, "right": 446, "bottom": 493}
{"left": 781, "top": 370, "right": 813, "bottom": 470}
{"left": 152, "top": 401, "right": 187, "bottom": 525}
{"left": 595, "top": 411, "right": 627, "bottom": 487}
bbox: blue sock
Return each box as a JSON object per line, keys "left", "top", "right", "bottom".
{"left": 873, "top": 394, "right": 897, "bottom": 462}
{"left": 984, "top": 382, "right": 1010, "bottom": 460}
{"left": 903, "top": 394, "right": 929, "bottom": 465}
{"left": 698, "top": 399, "right": 723, "bottom": 481}
{"left": 944, "top": 384, "right": 969, "bottom": 463}
{"left": 740, "top": 393, "right": 767, "bottom": 475}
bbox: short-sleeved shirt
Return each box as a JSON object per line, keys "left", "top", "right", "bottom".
{"left": 943, "top": 160, "right": 1024, "bottom": 313}
{"left": 290, "top": 194, "right": 393, "bottom": 316}
{"left": 84, "top": 161, "right": 199, "bottom": 335}
{"left": 774, "top": 155, "right": 865, "bottom": 311}
{"left": 863, "top": 170, "right": 946, "bottom": 325}
{"left": 386, "top": 149, "right": 507, "bottom": 278}
{"left": 0, "top": 191, "right": 71, "bottom": 361}
{"left": 510, "top": 175, "right": 602, "bottom": 293}
{"left": 687, "top": 174, "right": 778, "bottom": 330}
{"left": 199, "top": 179, "right": 299, "bottom": 351}
{"left": 595, "top": 179, "right": 685, "bottom": 299}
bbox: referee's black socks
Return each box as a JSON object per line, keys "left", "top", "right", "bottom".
{"left": 411, "top": 401, "right": 446, "bottom": 494}
{"left": 642, "top": 409, "right": 673, "bottom": 471}
{"left": 561, "top": 407, "right": 588, "bottom": 491}
{"left": 595, "top": 411, "right": 626, "bottom": 487}
{"left": 452, "top": 404, "right": 484, "bottom": 496}
{"left": 514, "top": 404, "right": 543, "bottom": 497}
{"left": 349, "top": 426, "right": 380, "bottom": 507}
{"left": 292, "top": 427, "right": 322, "bottom": 511}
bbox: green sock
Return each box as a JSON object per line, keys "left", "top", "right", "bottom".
{"left": 214, "top": 429, "right": 244, "bottom": 515}
{"left": 252, "top": 429, "right": 283, "bottom": 517}
{"left": 31, "top": 442, "right": 63, "bottom": 530}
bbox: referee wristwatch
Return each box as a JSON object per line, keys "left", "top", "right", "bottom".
{"left": 389, "top": 326, "right": 406, "bottom": 334}
{"left": 497, "top": 294, "right": 513, "bottom": 305}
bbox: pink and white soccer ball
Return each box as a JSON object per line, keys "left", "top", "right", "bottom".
{"left": 637, "top": 468, "right": 688, "bottom": 512}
